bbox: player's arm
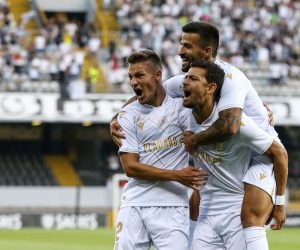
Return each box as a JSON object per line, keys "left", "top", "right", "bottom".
{"left": 110, "top": 96, "right": 137, "bottom": 146}
{"left": 264, "top": 141, "right": 288, "bottom": 230}
{"left": 119, "top": 152, "right": 208, "bottom": 190}
{"left": 184, "top": 107, "right": 242, "bottom": 153}
{"left": 241, "top": 114, "right": 288, "bottom": 230}
{"left": 189, "top": 189, "right": 200, "bottom": 221}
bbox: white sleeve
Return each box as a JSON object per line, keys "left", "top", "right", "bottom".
{"left": 217, "top": 71, "right": 250, "bottom": 112}
{"left": 163, "top": 75, "right": 185, "bottom": 98}
{"left": 239, "top": 114, "right": 273, "bottom": 154}
{"left": 117, "top": 111, "right": 139, "bottom": 154}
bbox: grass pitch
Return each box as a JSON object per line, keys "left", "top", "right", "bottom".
{"left": 0, "top": 227, "right": 299, "bottom": 250}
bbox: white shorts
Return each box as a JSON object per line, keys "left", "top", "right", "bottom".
{"left": 114, "top": 206, "right": 189, "bottom": 250}
{"left": 191, "top": 211, "right": 246, "bottom": 250}
{"left": 243, "top": 154, "right": 276, "bottom": 204}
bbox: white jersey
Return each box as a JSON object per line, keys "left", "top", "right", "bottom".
{"left": 163, "top": 58, "right": 278, "bottom": 137}
{"left": 192, "top": 105, "right": 273, "bottom": 215}
{"left": 118, "top": 95, "right": 193, "bottom": 207}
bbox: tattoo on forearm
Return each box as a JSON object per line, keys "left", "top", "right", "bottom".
{"left": 225, "top": 110, "right": 240, "bottom": 134}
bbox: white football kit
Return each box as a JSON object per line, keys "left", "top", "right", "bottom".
{"left": 163, "top": 58, "right": 279, "bottom": 199}
{"left": 191, "top": 105, "right": 274, "bottom": 250}
{"left": 114, "top": 95, "right": 193, "bottom": 250}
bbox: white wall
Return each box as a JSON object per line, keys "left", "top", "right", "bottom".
{"left": 0, "top": 187, "right": 111, "bottom": 208}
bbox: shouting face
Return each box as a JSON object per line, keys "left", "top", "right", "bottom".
{"left": 182, "top": 67, "right": 214, "bottom": 108}
{"left": 128, "top": 61, "right": 162, "bottom": 106}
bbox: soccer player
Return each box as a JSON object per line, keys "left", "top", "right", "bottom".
{"left": 114, "top": 49, "right": 208, "bottom": 250}
{"left": 183, "top": 59, "right": 288, "bottom": 250}
{"left": 110, "top": 21, "right": 280, "bottom": 249}
{"left": 163, "top": 21, "right": 286, "bottom": 249}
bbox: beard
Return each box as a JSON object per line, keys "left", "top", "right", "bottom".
{"left": 181, "top": 62, "right": 191, "bottom": 72}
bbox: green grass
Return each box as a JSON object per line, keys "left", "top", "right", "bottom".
{"left": 0, "top": 227, "right": 299, "bottom": 250}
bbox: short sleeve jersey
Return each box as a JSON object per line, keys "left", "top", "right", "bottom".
{"left": 118, "top": 95, "right": 194, "bottom": 207}
{"left": 191, "top": 105, "right": 273, "bottom": 215}
{"left": 163, "top": 58, "right": 278, "bottom": 137}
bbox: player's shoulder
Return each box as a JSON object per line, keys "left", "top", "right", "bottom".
{"left": 118, "top": 101, "right": 140, "bottom": 119}
{"left": 165, "top": 95, "right": 184, "bottom": 108}
{"left": 163, "top": 74, "right": 185, "bottom": 86}
{"left": 215, "top": 58, "right": 248, "bottom": 81}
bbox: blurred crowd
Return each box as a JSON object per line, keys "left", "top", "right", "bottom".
{"left": 1, "top": 0, "right": 300, "bottom": 95}
{"left": 109, "top": 0, "right": 300, "bottom": 89}
{"left": 0, "top": 0, "right": 103, "bottom": 98}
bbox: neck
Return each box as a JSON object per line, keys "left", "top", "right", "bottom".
{"left": 192, "top": 98, "right": 215, "bottom": 124}
{"left": 150, "top": 83, "right": 166, "bottom": 107}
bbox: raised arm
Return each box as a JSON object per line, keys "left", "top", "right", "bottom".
{"left": 264, "top": 140, "right": 288, "bottom": 230}
{"left": 119, "top": 152, "right": 208, "bottom": 190}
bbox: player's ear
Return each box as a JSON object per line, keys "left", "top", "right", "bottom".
{"left": 155, "top": 69, "right": 162, "bottom": 82}
{"left": 207, "top": 82, "right": 217, "bottom": 96}
{"left": 204, "top": 47, "right": 213, "bottom": 60}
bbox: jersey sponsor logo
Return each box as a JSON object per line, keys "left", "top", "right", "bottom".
{"left": 259, "top": 172, "right": 267, "bottom": 180}
{"left": 137, "top": 121, "right": 144, "bottom": 130}
{"left": 143, "top": 135, "right": 183, "bottom": 153}
{"left": 226, "top": 73, "right": 232, "bottom": 79}
{"left": 195, "top": 151, "right": 223, "bottom": 164}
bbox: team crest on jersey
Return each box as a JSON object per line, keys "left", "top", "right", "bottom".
{"left": 226, "top": 73, "right": 232, "bottom": 79}
{"left": 118, "top": 112, "right": 126, "bottom": 119}
{"left": 259, "top": 172, "right": 267, "bottom": 180}
{"left": 240, "top": 121, "right": 245, "bottom": 126}
{"left": 137, "top": 121, "right": 144, "bottom": 130}
{"left": 215, "top": 143, "right": 223, "bottom": 151}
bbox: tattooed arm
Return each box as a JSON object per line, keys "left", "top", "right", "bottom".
{"left": 184, "top": 108, "right": 242, "bottom": 153}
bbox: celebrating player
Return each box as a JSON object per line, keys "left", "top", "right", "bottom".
{"left": 111, "top": 21, "right": 284, "bottom": 249}
{"left": 113, "top": 49, "right": 208, "bottom": 250}
{"left": 183, "top": 59, "right": 288, "bottom": 250}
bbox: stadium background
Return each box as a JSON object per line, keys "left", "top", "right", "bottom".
{"left": 0, "top": 0, "right": 299, "bottom": 249}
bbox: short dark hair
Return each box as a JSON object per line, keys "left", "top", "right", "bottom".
{"left": 182, "top": 21, "right": 219, "bottom": 58}
{"left": 126, "top": 49, "right": 162, "bottom": 70}
{"left": 190, "top": 59, "right": 224, "bottom": 101}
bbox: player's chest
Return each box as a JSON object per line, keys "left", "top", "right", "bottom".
{"left": 135, "top": 111, "right": 181, "bottom": 141}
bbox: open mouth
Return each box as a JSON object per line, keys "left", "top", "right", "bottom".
{"left": 183, "top": 89, "right": 191, "bottom": 98}
{"left": 181, "top": 55, "right": 189, "bottom": 63}
{"left": 134, "top": 88, "right": 143, "bottom": 97}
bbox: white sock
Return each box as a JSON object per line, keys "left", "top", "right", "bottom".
{"left": 244, "top": 226, "right": 269, "bottom": 250}
{"left": 189, "top": 219, "right": 197, "bottom": 249}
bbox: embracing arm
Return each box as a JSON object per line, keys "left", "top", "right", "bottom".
{"left": 110, "top": 96, "right": 137, "bottom": 146}
{"left": 119, "top": 152, "right": 208, "bottom": 190}
{"left": 185, "top": 108, "right": 242, "bottom": 153}
{"left": 264, "top": 140, "right": 288, "bottom": 230}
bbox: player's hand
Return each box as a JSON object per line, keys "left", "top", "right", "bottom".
{"left": 110, "top": 118, "right": 125, "bottom": 147}
{"left": 270, "top": 205, "right": 286, "bottom": 230}
{"left": 263, "top": 102, "right": 275, "bottom": 127}
{"left": 176, "top": 166, "right": 208, "bottom": 190}
{"left": 183, "top": 131, "right": 198, "bottom": 154}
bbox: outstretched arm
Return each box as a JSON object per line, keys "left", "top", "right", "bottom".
{"left": 120, "top": 152, "right": 208, "bottom": 190}
{"left": 184, "top": 108, "right": 242, "bottom": 153}
{"left": 264, "top": 140, "right": 288, "bottom": 230}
